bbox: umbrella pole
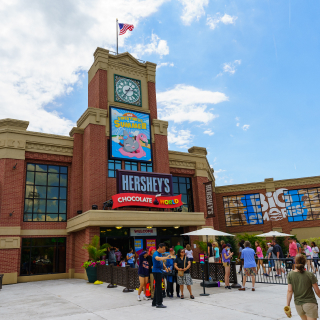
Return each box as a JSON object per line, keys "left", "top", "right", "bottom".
{"left": 207, "top": 235, "right": 210, "bottom": 282}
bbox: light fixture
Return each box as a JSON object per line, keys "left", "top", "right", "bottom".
{"left": 106, "top": 229, "right": 112, "bottom": 232}
{"left": 162, "top": 228, "right": 167, "bottom": 231}
{"left": 174, "top": 226, "right": 180, "bottom": 229}
{"left": 115, "top": 226, "right": 123, "bottom": 229}
{"left": 146, "top": 226, "right": 153, "bottom": 229}
{"left": 12, "top": 163, "right": 17, "bottom": 170}
{"left": 77, "top": 210, "right": 82, "bottom": 214}
{"left": 92, "top": 204, "right": 98, "bottom": 210}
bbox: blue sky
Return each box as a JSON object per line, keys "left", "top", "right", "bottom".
{"left": 1, "top": 0, "right": 320, "bottom": 186}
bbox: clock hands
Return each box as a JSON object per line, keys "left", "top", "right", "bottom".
{"left": 122, "top": 87, "right": 133, "bottom": 98}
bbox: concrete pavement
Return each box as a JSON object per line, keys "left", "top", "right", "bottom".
{"left": 0, "top": 279, "right": 309, "bottom": 320}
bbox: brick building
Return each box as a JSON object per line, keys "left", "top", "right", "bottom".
{"left": 1, "top": 48, "right": 319, "bottom": 285}
{"left": 0, "top": 48, "right": 213, "bottom": 285}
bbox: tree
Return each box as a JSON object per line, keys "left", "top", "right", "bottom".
{"left": 82, "top": 235, "right": 110, "bottom": 262}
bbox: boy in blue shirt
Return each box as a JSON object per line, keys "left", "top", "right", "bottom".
{"left": 239, "top": 241, "right": 257, "bottom": 291}
{"left": 152, "top": 243, "right": 171, "bottom": 308}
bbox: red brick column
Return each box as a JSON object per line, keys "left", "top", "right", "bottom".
{"left": 192, "top": 176, "right": 209, "bottom": 214}
{"left": 82, "top": 124, "right": 107, "bottom": 211}
{"left": 153, "top": 136, "right": 170, "bottom": 174}
{"left": 69, "top": 133, "right": 83, "bottom": 218}
{"left": 88, "top": 69, "right": 108, "bottom": 110}
{"left": 0, "top": 248, "right": 19, "bottom": 275}
{"left": 0, "top": 159, "right": 25, "bottom": 227}
{"left": 148, "top": 82, "right": 157, "bottom": 121}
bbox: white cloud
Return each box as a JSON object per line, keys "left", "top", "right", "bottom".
{"left": 213, "top": 168, "right": 226, "bottom": 180}
{"left": 206, "top": 13, "right": 237, "bottom": 30}
{"left": 235, "top": 117, "right": 240, "bottom": 121}
{"left": 0, "top": 0, "right": 167, "bottom": 135}
{"left": 157, "top": 62, "right": 174, "bottom": 69}
{"left": 168, "top": 128, "right": 194, "bottom": 149}
{"left": 157, "top": 84, "right": 228, "bottom": 124}
{"left": 131, "top": 33, "right": 169, "bottom": 58}
{"left": 179, "top": 0, "right": 209, "bottom": 25}
{"left": 236, "top": 123, "right": 240, "bottom": 127}
{"left": 223, "top": 60, "right": 241, "bottom": 75}
{"left": 203, "top": 129, "right": 214, "bottom": 136}
{"left": 242, "top": 124, "right": 250, "bottom": 131}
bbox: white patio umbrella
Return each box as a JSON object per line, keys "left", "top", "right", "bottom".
{"left": 257, "top": 231, "right": 294, "bottom": 241}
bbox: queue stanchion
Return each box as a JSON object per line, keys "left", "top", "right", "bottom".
{"left": 200, "top": 257, "right": 209, "bottom": 296}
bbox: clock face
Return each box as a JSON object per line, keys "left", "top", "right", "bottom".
{"left": 114, "top": 75, "right": 141, "bottom": 107}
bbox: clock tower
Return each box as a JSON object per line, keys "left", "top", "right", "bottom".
{"left": 69, "top": 48, "right": 170, "bottom": 214}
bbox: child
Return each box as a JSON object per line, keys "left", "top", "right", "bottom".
{"left": 119, "top": 256, "right": 126, "bottom": 267}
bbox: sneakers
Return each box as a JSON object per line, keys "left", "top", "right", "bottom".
{"left": 263, "top": 273, "right": 269, "bottom": 277}
{"left": 275, "top": 274, "right": 280, "bottom": 277}
{"left": 156, "top": 304, "right": 167, "bottom": 308}
{"left": 252, "top": 288, "right": 255, "bottom": 291}
{"left": 225, "top": 286, "right": 231, "bottom": 289}
{"left": 238, "top": 288, "right": 245, "bottom": 291}
{"left": 143, "top": 295, "right": 150, "bottom": 300}
{"left": 137, "top": 295, "right": 141, "bottom": 301}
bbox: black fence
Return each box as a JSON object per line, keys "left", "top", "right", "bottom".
{"left": 240, "top": 258, "right": 320, "bottom": 285}
{"left": 96, "top": 261, "right": 240, "bottom": 291}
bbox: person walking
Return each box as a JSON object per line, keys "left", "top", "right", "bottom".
{"left": 127, "top": 248, "right": 135, "bottom": 268}
{"left": 311, "top": 241, "right": 319, "bottom": 273}
{"left": 222, "top": 243, "right": 233, "bottom": 289}
{"left": 147, "top": 246, "right": 156, "bottom": 299}
{"left": 115, "top": 247, "right": 122, "bottom": 265}
{"left": 174, "top": 248, "right": 194, "bottom": 299}
{"left": 185, "top": 244, "right": 194, "bottom": 262}
{"left": 174, "top": 241, "right": 183, "bottom": 254}
{"left": 286, "top": 254, "right": 320, "bottom": 319}
{"left": 272, "top": 240, "right": 285, "bottom": 277}
{"left": 213, "top": 242, "right": 220, "bottom": 263}
{"left": 238, "top": 241, "right": 244, "bottom": 274}
{"left": 239, "top": 241, "right": 257, "bottom": 291}
{"left": 255, "top": 241, "right": 267, "bottom": 276}
{"left": 295, "top": 239, "right": 302, "bottom": 254}
{"left": 303, "top": 242, "right": 316, "bottom": 274}
{"left": 152, "top": 243, "right": 171, "bottom": 308}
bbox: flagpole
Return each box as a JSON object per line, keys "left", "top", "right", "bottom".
{"left": 116, "top": 18, "right": 118, "bottom": 55}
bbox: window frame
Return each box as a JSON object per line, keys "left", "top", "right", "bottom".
{"left": 24, "top": 163, "right": 68, "bottom": 222}
{"left": 172, "top": 176, "right": 194, "bottom": 212}
{"left": 108, "top": 160, "right": 122, "bottom": 178}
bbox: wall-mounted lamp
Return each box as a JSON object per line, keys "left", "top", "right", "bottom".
{"left": 77, "top": 210, "right": 82, "bottom": 214}
{"left": 9, "top": 211, "right": 14, "bottom": 217}
{"left": 12, "top": 163, "right": 17, "bottom": 170}
{"left": 115, "top": 226, "right": 123, "bottom": 229}
{"left": 174, "top": 226, "right": 180, "bottom": 229}
{"left": 146, "top": 226, "right": 153, "bottom": 229}
{"left": 103, "top": 199, "right": 113, "bottom": 210}
{"left": 92, "top": 205, "right": 98, "bottom": 210}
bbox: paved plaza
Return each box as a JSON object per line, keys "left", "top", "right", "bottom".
{"left": 0, "top": 279, "right": 306, "bottom": 320}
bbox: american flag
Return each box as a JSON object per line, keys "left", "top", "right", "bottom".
{"left": 119, "top": 23, "right": 134, "bottom": 35}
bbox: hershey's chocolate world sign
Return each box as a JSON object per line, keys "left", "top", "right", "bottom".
{"left": 205, "top": 181, "right": 214, "bottom": 217}
{"left": 117, "top": 170, "right": 173, "bottom": 196}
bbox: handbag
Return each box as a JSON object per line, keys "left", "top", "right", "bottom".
{"left": 178, "top": 257, "right": 186, "bottom": 277}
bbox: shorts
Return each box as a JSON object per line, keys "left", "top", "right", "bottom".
{"left": 177, "top": 273, "right": 193, "bottom": 285}
{"left": 244, "top": 267, "right": 256, "bottom": 276}
{"left": 138, "top": 274, "right": 148, "bottom": 278}
{"left": 268, "top": 260, "right": 275, "bottom": 268}
{"left": 275, "top": 260, "right": 282, "bottom": 269}
{"left": 214, "top": 258, "right": 220, "bottom": 263}
{"left": 295, "top": 303, "right": 318, "bottom": 318}
{"left": 223, "top": 262, "right": 230, "bottom": 267}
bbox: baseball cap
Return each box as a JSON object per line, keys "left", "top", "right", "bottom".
{"left": 267, "top": 242, "right": 271, "bottom": 245}
{"left": 226, "top": 243, "right": 232, "bottom": 248}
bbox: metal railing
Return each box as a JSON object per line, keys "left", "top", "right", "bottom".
{"left": 96, "top": 261, "right": 240, "bottom": 291}
{"left": 240, "top": 258, "right": 320, "bottom": 285}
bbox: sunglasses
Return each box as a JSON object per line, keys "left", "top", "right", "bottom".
{"left": 122, "top": 133, "right": 134, "bottom": 140}
{"left": 181, "top": 251, "right": 185, "bottom": 253}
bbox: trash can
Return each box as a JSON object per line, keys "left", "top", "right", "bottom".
{"left": 0, "top": 274, "right": 3, "bottom": 290}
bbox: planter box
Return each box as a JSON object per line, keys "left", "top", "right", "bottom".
{"left": 86, "top": 266, "right": 97, "bottom": 283}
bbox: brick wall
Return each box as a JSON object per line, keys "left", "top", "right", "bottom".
{"left": 69, "top": 133, "right": 83, "bottom": 218}
{"left": 83, "top": 124, "right": 107, "bottom": 211}
{"left": 153, "top": 135, "right": 170, "bottom": 174}
{"left": 0, "top": 248, "right": 19, "bottom": 274}
{"left": 88, "top": 69, "right": 108, "bottom": 110}
{"left": 148, "top": 82, "right": 157, "bottom": 121}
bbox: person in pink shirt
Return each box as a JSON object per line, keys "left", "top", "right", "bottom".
{"left": 255, "top": 241, "right": 267, "bottom": 276}
{"left": 288, "top": 238, "right": 298, "bottom": 269}
{"left": 303, "top": 242, "right": 316, "bottom": 273}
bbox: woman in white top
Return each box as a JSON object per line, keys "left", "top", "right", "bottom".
{"left": 185, "top": 244, "right": 194, "bottom": 262}
{"left": 311, "top": 241, "right": 319, "bottom": 272}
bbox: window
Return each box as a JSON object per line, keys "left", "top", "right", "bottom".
{"left": 284, "top": 188, "right": 320, "bottom": 222}
{"left": 125, "top": 161, "right": 138, "bottom": 171}
{"left": 108, "top": 160, "right": 122, "bottom": 177}
{"left": 172, "top": 176, "right": 194, "bottom": 212}
{"left": 20, "top": 237, "right": 66, "bottom": 275}
{"left": 24, "top": 164, "right": 68, "bottom": 222}
{"left": 141, "top": 163, "right": 153, "bottom": 172}
{"left": 223, "top": 194, "right": 263, "bottom": 227}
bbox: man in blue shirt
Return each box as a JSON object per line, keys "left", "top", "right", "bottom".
{"left": 239, "top": 241, "right": 257, "bottom": 291}
{"left": 152, "top": 243, "right": 171, "bottom": 308}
